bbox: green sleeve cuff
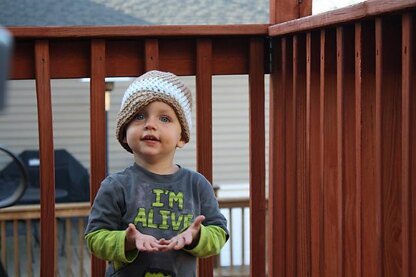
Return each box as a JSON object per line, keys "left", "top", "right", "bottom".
{"left": 85, "top": 229, "right": 138, "bottom": 264}
{"left": 184, "top": 225, "right": 227, "bottom": 257}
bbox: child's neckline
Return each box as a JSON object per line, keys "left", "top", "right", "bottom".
{"left": 134, "top": 162, "right": 183, "bottom": 177}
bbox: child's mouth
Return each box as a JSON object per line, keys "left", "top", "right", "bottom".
{"left": 142, "top": 135, "right": 160, "bottom": 142}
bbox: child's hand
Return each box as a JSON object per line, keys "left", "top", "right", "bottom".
{"left": 159, "top": 215, "right": 205, "bottom": 251}
{"left": 125, "top": 223, "right": 166, "bottom": 252}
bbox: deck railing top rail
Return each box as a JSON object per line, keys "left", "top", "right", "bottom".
{"left": 8, "top": 24, "right": 268, "bottom": 38}
{"left": 269, "top": 0, "right": 416, "bottom": 36}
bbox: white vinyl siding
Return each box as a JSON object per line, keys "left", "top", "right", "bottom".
{"left": 0, "top": 75, "right": 269, "bottom": 192}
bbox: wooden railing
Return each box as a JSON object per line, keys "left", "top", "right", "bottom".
{"left": 216, "top": 198, "right": 250, "bottom": 277}
{"left": 4, "top": 1, "right": 415, "bottom": 276}
{"left": 7, "top": 25, "right": 268, "bottom": 277}
{"left": 0, "top": 203, "right": 90, "bottom": 277}
{"left": 267, "top": 0, "right": 416, "bottom": 276}
{"left": 0, "top": 198, "right": 250, "bottom": 277}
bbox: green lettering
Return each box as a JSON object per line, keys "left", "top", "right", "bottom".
{"left": 183, "top": 214, "right": 193, "bottom": 228}
{"left": 159, "top": 210, "right": 170, "bottom": 230}
{"left": 168, "top": 191, "right": 183, "bottom": 210}
{"left": 152, "top": 189, "right": 164, "bottom": 207}
{"left": 147, "top": 209, "right": 157, "bottom": 228}
{"left": 134, "top": 208, "right": 147, "bottom": 227}
{"left": 171, "top": 213, "right": 184, "bottom": 231}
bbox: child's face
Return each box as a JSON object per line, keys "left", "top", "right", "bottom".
{"left": 124, "top": 101, "right": 185, "bottom": 162}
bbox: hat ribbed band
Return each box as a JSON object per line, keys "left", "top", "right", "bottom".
{"left": 116, "top": 70, "right": 192, "bottom": 153}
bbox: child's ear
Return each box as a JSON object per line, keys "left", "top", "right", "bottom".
{"left": 176, "top": 140, "right": 186, "bottom": 148}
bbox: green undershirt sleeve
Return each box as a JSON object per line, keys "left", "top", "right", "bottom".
{"left": 85, "top": 229, "right": 138, "bottom": 269}
{"left": 184, "top": 225, "right": 227, "bottom": 258}
{"left": 86, "top": 225, "right": 227, "bottom": 267}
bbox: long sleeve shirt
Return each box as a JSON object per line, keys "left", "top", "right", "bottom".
{"left": 85, "top": 163, "right": 228, "bottom": 277}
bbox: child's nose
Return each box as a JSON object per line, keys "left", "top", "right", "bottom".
{"left": 144, "top": 116, "right": 157, "bottom": 129}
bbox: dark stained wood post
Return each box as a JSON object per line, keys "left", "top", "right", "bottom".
{"left": 338, "top": 24, "right": 360, "bottom": 277}
{"left": 90, "top": 39, "right": 107, "bottom": 277}
{"left": 308, "top": 31, "right": 322, "bottom": 277}
{"left": 268, "top": 35, "right": 287, "bottom": 277}
{"left": 249, "top": 37, "right": 266, "bottom": 277}
{"left": 145, "top": 39, "right": 159, "bottom": 71}
{"left": 270, "top": 0, "right": 312, "bottom": 24}
{"left": 401, "top": 12, "right": 414, "bottom": 277}
{"left": 195, "top": 38, "right": 214, "bottom": 277}
{"left": 268, "top": 1, "right": 312, "bottom": 277}
{"left": 35, "top": 39, "right": 56, "bottom": 277}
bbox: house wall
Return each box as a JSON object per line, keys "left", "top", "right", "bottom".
{"left": 0, "top": 75, "right": 269, "bottom": 192}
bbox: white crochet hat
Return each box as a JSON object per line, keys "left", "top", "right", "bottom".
{"left": 116, "top": 70, "right": 192, "bottom": 153}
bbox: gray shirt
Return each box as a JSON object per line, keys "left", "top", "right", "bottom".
{"left": 85, "top": 163, "right": 228, "bottom": 276}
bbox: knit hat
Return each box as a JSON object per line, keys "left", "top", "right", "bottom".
{"left": 116, "top": 70, "right": 193, "bottom": 153}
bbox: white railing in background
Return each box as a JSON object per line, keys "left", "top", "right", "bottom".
{"left": 0, "top": 198, "right": 251, "bottom": 277}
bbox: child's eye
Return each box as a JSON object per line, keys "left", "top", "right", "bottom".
{"left": 160, "top": 116, "right": 170, "bottom": 123}
{"left": 135, "top": 113, "right": 145, "bottom": 120}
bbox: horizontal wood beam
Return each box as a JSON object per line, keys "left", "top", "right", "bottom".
{"left": 7, "top": 24, "right": 268, "bottom": 38}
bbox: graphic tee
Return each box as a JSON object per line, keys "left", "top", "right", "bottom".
{"left": 85, "top": 163, "right": 228, "bottom": 276}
